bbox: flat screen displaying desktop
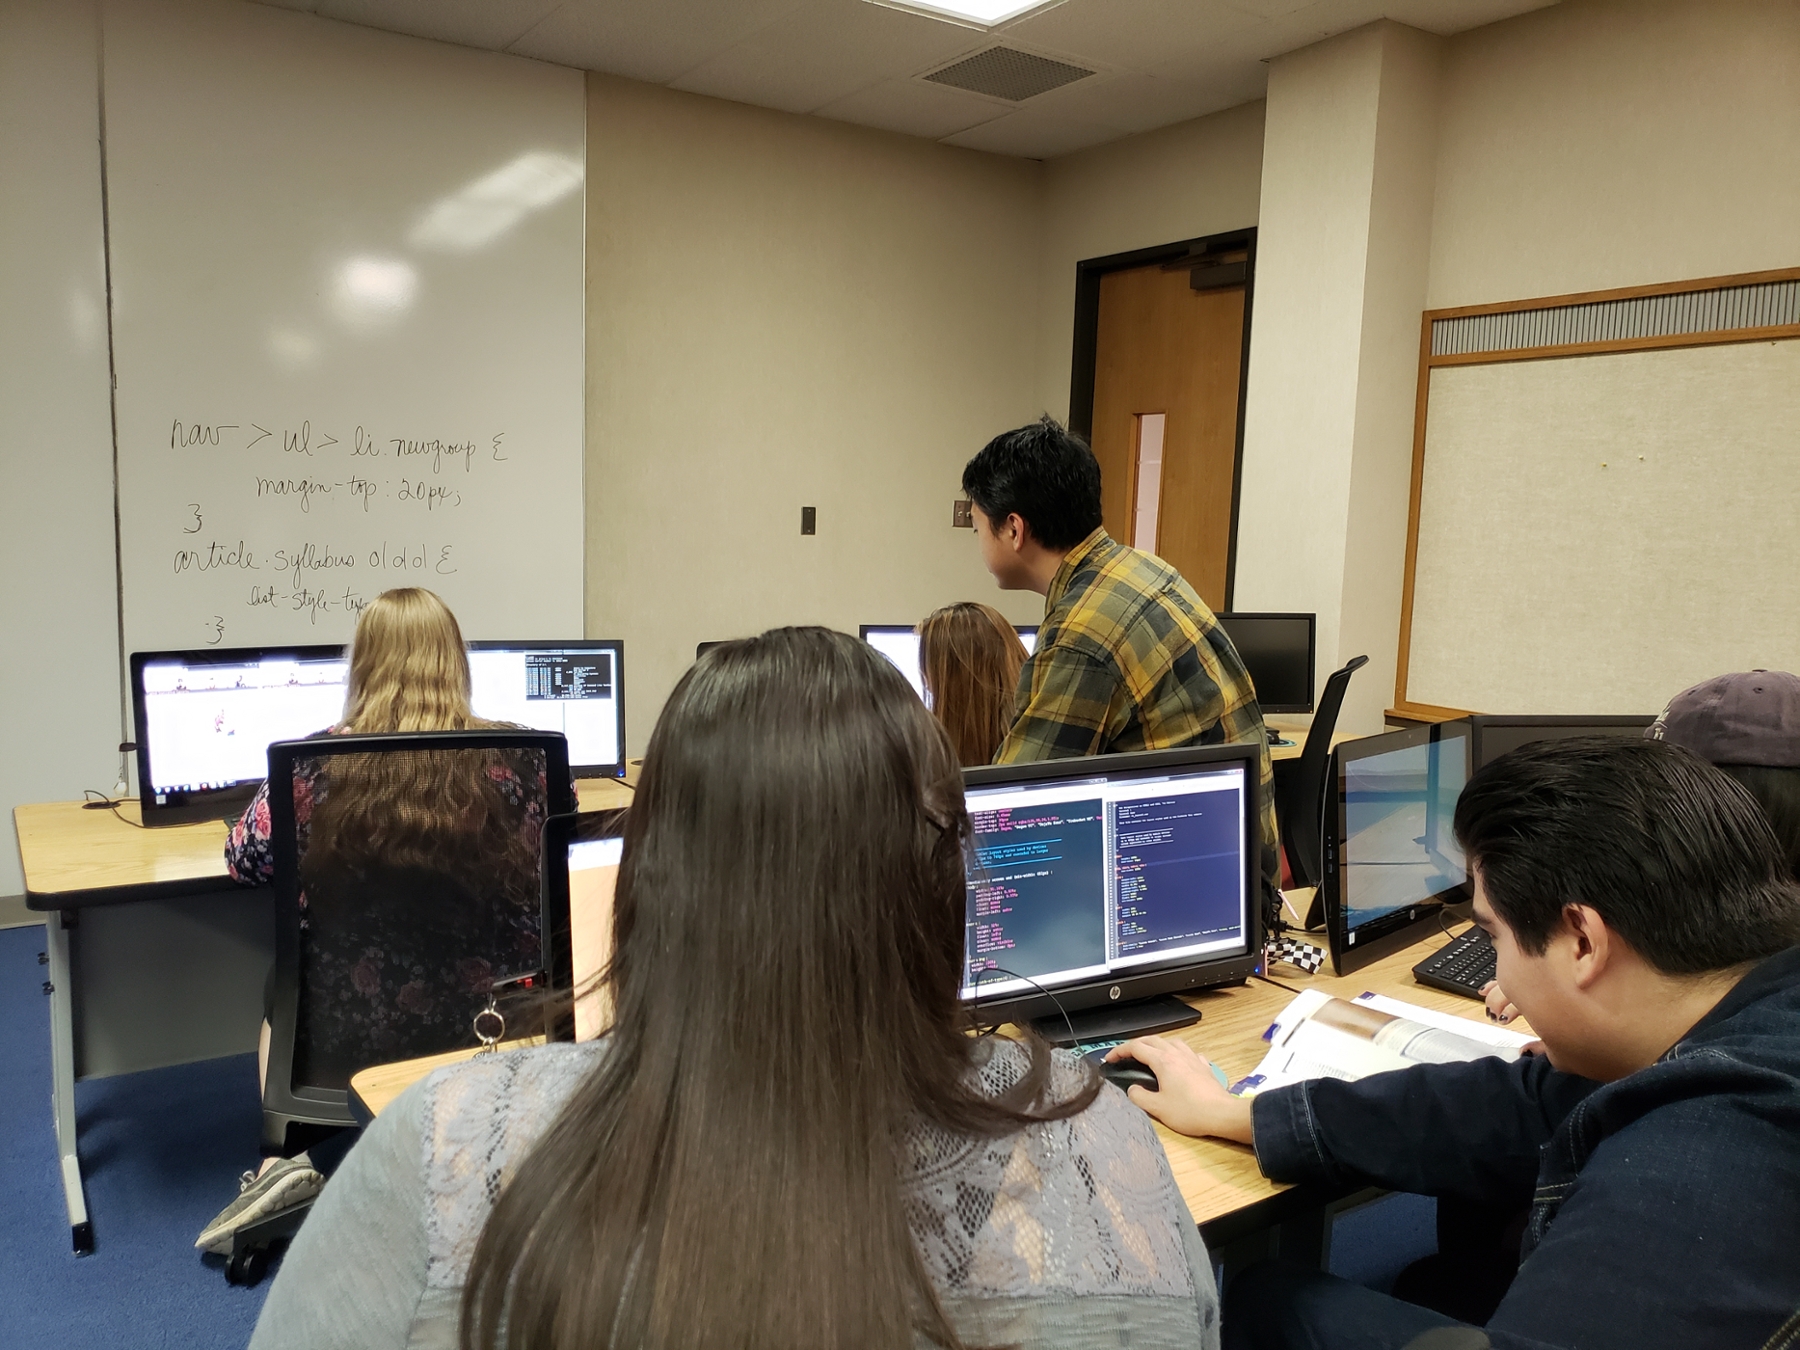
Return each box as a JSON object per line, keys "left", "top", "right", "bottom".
{"left": 1321, "top": 720, "right": 1472, "bottom": 975}
{"left": 959, "top": 744, "right": 1261, "bottom": 1043}
{"left": 132, "top": 639, "right": 627, "bottom": 824}
{"left": 1214, "top": 612, "right": 1316, "bottom": 714}
{"left": 860, "top": 624, "right": 1037, "bottom": 703}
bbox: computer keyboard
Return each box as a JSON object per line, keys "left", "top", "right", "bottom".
{"left": 1412, "top": 927, "right": 1496, "bottom": 1000}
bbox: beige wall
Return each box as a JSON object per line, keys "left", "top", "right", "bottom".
{"left": 1428, "top": 0, "right": 1800, "bottom": 306}
{"left": 585, "top": 74, "right": 1047, "bottom": 752}
{"left": 0, "top": 0, "right": 124, "bottom": 899}
{"left": 1034, "top": 102, "right": 1266, "bottom": 419}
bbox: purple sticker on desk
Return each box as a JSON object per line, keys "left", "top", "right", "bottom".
{"left": 1355, "top": 992, "right": 1376, "bottom": 1002}
{"left": 1230, "top": 1073, "right": 1265, "bottom": 1096}
{"left": 1262, "top": 1022, "right": 1278, "bottom": 1042}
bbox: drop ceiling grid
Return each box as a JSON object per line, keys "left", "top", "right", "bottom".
{"left": 252, "top": 0, "right": 1563, "bottom": 159}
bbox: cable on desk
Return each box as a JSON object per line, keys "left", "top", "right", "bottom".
{"left": 966, "top": 966, "right": 1080, "bottom": 1049}
{"left": 84, "top": 789, "right": 146, "bottom": 828}
{"left": 1252, "top": 972, "right": 1304, "bottom": 996}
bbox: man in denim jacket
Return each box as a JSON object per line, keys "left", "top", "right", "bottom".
{"left": 1117, "top": 737, "right": 1800, "bottom": 1350}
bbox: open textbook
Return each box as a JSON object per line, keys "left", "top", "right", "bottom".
{"left": 1230, "top": 990, "right": 1534, "bottom": 1096}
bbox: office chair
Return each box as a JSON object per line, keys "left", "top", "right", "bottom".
{"left": 262, "top": 728, "right": 574, "bottom": 1145}
{"left": 1273, "top": 654, "right": 1369, "bottom": 907}
{"left": 231, "top": 729, "right": 575, "bottom": 1283}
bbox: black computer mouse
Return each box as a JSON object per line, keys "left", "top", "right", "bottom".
{"left": 1095, "top": 1056, "right": 1158, "bottom": 1094}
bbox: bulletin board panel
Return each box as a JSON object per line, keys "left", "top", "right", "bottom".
{"left": 1395, "top": 269, "right": 1800, "bottom": 720}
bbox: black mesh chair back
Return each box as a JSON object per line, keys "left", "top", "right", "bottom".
{"left": 1275, "top": 654, "right": 1369, "bottom": 895}
{"left": 261, "top": 729, "right": 574, "bottom": 1151}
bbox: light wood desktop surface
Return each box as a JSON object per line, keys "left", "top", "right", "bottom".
{"left": 349, "top": 900, "right": 1519, "bottom": 1233}
{"left": 16, "top": 767, "right": 639, "bottom": 908}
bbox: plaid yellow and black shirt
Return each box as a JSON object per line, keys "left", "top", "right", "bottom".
{"left": 995, "top": 528, "right": 1279, "bottom": 896}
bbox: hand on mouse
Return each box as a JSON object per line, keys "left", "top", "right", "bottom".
{"left": 1107, "top": 1037, "right": 1254, "bottom": 1145}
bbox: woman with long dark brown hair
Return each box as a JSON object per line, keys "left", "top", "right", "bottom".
{"left": 246, "top": 627, "right": 1219, "bottom": 1350}
{"left": 919, "top": 600, "right": 1028, "bottom": 765}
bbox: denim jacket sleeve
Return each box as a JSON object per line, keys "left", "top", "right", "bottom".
{"left": 1249, "top": 1055, "right": 1603, "bottom": 1207}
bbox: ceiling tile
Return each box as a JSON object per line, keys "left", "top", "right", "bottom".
{"left": 669, "top": 0, "right": 983, "bottom": 114}
{"left": 814, "top": 76, "right": 1010, "bottom": 139}
{"left": 312, "top": 0, "right": 563, "bottom": 50}
{"left": 1021, "top": 65, "right": 1265, "bottom": 135}
{"left": 507, "top": 0, "right": 811, "bottom": 85}
{"left": 1376, "top": 0, "right": 1559, "bottom": 36}
{"left": 1004, "top": 0, "right": 1264, "bottom": 73}
{"left": 941, "top": 103, "right": 1125, "bottom": 158}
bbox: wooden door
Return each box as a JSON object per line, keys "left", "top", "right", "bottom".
{"left": 1089, "top": 263, "right": 1245, "bottom": 609}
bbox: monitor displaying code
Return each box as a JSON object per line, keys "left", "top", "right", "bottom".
{"left": 960, "top": 763, "right": 1248, "bottom": 1000}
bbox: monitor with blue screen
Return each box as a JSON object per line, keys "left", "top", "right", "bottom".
{"left": 958, "top": 743, "right": 1261, "bottom": 1044}
{"left": 1320, "top": 719, "right": 1472, "bottom": 974}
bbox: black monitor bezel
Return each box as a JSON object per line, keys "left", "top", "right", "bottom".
{"left": 130, "top": 644, "right": 348, "bottom": 826}
{"left": 1215, "top": 611, "right": 1317, "bottom": 714}
{"left": 540, "top": 807, "right": 629, "bottom": 1043}
{"left": 1465, "top": 714, "right": 1654, "bottom": 770}
{"left": 958, "top": 742, "right": 1263, "bottom": 1028}
{"left": 466, "top": 640, "right": 628, "bottom": 780}
{"left": 1321, "top": 719, "right": 1473, "bottom": 976}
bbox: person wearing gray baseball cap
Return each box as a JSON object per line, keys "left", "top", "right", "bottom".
{"left": 1647, "top": 670, "right": 1800, "bottom": 881}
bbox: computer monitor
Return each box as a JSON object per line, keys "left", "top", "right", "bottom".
{"left": 1466, "top": 714, "right": 1654, "bottom": 769}
{"left": 132, "top": 638, "right": 627, "bottom": 825}
{"left": 859, "top": 623, "right": 1038, "bottom": 702}
{"left": 132, "top": 646, "right": 351, "bottom": 825}
{"left": 542, "top": 809, "right": 628, "bottom": 1044}
{"left": 959, "top": 743, "right": 1262, "bottom": 1044}
{"left": 1320, "top": 720, "right": 1472, "bottom": 976}
{"left": 1214, "top": 612, "right": 1316, "bottom": 714}
{"left": 467, "top": 641, "right": 627, "bottom": 780}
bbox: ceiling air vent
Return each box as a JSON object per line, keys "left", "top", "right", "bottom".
{"left": 924, "top": 47, "right": 1095, "bottom": 102}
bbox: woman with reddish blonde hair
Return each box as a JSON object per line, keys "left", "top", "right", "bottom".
{"left": 918, "top": 601, "right": 1027, "bottom": 766}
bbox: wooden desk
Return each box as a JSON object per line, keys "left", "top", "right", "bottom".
{"left": 349, "top": 1038, "right": 545, "bottom": 1122}
{"left": 345, "top": 905, "right": 1513, "bottom": 1255}
{"left": 17, "top": 775, "right": 632, "bottom": 911}
{"left": 1164, "top": 918, "right": 1523, "bottom": 1237}
{"left": 1266, "top": 726, "right": 1359, "bottom": 763}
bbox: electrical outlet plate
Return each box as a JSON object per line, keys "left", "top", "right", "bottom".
{"left": 801, "top": 506, "right": 816, "bottom": 535}
{"left": 952, "top": 499, "right": 973, "bottom": 528}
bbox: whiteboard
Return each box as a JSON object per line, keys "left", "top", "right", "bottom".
{"left": 103, "top": 0, "right": 585, "bottom": 657}
{"left": 1407, "top": 339, "right": 1800, "bottom": 713}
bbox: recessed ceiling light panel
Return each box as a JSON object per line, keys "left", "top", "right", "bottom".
{"left": 865, "top": 0, "right": 1066, "bottom": 32}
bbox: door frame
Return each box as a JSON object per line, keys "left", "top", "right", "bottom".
{"left": 1067, "top": 226, "right": 1257, "bottom": 609}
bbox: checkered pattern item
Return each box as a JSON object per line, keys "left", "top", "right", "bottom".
{"left": 1266, "top": 935, "right": 1327, "bottom": 975}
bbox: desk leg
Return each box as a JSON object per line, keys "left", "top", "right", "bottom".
{"left": 45, "top": 912, "right": 92, "bottom": 1254}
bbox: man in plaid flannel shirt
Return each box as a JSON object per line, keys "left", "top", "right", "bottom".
{"left": 962, "top": 417, "right": 1280, "bottom": 904}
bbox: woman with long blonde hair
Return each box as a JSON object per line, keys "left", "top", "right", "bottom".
{"left": 918, "top": 601, "right": 1028, "bottom": 766}
{"left": 201, "top": 588, "right": 547, "bottom": 1257}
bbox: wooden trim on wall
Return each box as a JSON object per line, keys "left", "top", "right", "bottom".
{"left": 1392, "top": 310, "right": 1436, "bottom": 714}
{"left": 1427, "top": 322, "right": 1800, "bottom": 369}
{"left": 1386, "top": 702, "right": 1474, "bottom": 725}
{"left": 1395, "top": 264, "right": 1800, "bottom": 715}
{"left": 1424, "top": 265, "right": 1800, "bottom": 322}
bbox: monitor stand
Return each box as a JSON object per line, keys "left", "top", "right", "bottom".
{"left": 1030, "top": 994, "right": 1200, "bottom": 1047}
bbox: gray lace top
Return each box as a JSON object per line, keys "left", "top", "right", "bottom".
{"left": 247, "top": 1039, "right": 1220, "bottom": 1350}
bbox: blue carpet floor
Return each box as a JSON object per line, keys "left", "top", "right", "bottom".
{"left": 0, "top": 924, "right": 273, "bottom": 1349}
